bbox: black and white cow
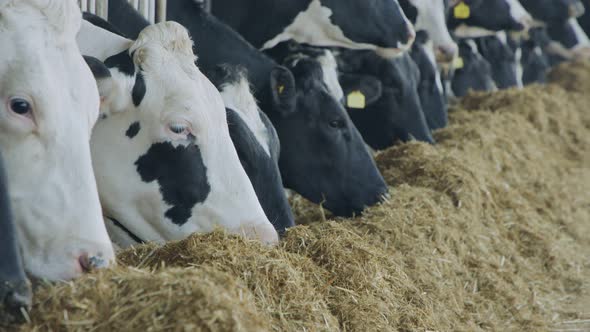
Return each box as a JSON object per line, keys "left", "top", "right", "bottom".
{"left": 521, "top": 27, "right": 551, "bottom": 85}
{"left": 451, "top": 39, "right": 497, "bottom": 97}
{"left": 335, "top": 49, "right": 435, "bottom": 150}
{"left": 410, "top": 31, "right": 448, "bottom": 130}
{"left": 210, "top": 0, "right": 415, "bottom": 58}
{"left": 109, "top": 0, "right": 389, "bottom": 218}
{"left": 205, "top": 65, "right": 295, "bottom": 234}
{"left": 0, "top": 152, "right": 32, "bottom": 323}
{"left": 448, "top": 0, "right": 532, "bottom": 35}
{"left": 399, "top": 0, "right": 458, "bottom": 62}
{"left": 520, "top": 0, "right": 584, "bottom": 25}
{"left": 0, "top": 0, "right": 115, "bottom": 281}
{"left": 473, "top": 32, "right": 521, "bottom": 89}
{"left": 79, "top": 19, "right": 279, "bottom": 247}
{"left": 264, "top": 43, "right": 389, "bottom": 216}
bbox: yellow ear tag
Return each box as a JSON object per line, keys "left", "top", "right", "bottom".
{"left": 453, "top": 56, "right": 465, "bottom": 69}
{"left": 278, "top": 85, "right": 285, "bottom": 94}
{"left": 347, "top": 91, "right": 366, "bottom": 109}
{"left": 454, "top": 2, "right": 471, "bottom": 19}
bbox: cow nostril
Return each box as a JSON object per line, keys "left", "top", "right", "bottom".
{"left": 79, "top": 252, "right": 108, "bottom": 273}
{"left": 79, "top": 253, "right": 91, "bottom": 273}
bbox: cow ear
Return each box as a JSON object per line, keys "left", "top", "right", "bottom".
{"left": 270, "top": 66, "right": 297, "bottom": 116}
{"left": 83, "top": 55, "right": 131, "bottom": 115}
{"left": 339, "top": 73, "right": 383, "bottom": 108}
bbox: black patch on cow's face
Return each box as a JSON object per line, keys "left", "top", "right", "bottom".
{"left": 132, "top": 72, "right": 146, "bottom": 107}
{"left": 0, "top": 152, "right": 32, "bottom": 322}
{"left": 83, "top": 56, "right": 112, "bottom": 80}
{"left": 269, "top": 57, "right": 388, "bottom": 217}
{"left": 104, "top": 50, "right": 135, "bottom": 76}
{"left": 126, "top": 122, "right": 141, "bottom": 138}
{"left": 475, "top": 36, "right": 519, "bottom": 89}
{"left": 135, "top": 142, "right": 210, "bottom": 226}
{"left": 520, "top": 0, "right": 583, "bottom": 24}
{"left": 452, "top": 40, "right": 496, "bottom": 97}
{"left": 448, "top": 0, "right": 524, "bottom": 31}
{"left": 410, "top": 33, "right": 448, "bottom": 130}
{"left": 226, "top": 108, "right": 295, "bottom": 234}
{"left": 398, "top": 0, "right": 419, "bottom": 24}
{"left": 337, "top": 50, "right": 435, "bottom": 149}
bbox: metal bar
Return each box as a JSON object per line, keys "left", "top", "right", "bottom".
{"left": 148, "top": 0, "right": 156, "bottom": 24}
{"left": 96, "top": 0, "right": 108, "bottom": 19}
{"left": 89, "top": 0, "right": 96, "bottom": 14}
{"left": 80, "top": 0, "right": 88, "bottom": 12}
{"left": 156, "top": 0, "right": 166, "bottom": 23}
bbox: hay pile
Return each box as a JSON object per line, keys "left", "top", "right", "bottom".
{"left": 11, "top": 61, "right": 590, "bottom": 331}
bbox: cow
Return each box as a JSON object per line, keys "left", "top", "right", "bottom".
{"left": 520, "top": 0, "right": 585, "bottom": 25}
{"left": 79, "top": 20, "right": 279, "bottom": 247}
{"left": 578, "top": 0, "right": 590, "bottom": 34}
{"left": 205, "top": 65, "right": 296, "bottom": 235}
{"left": 545, "top": 18, "right": 590, "bottom": 64}
{"left": 410, "top": 31, "right": 449, "bottom": 130}
{"left": 448, "top": 0, "right": 532, "bottom": 36}
{"left": 0, "top": 152, "right": 32, "bottom": 323}
{"left": 210, "top": 0, "right": 415, "bottom": 58}
{"left": 108, "top": 0, "right": 389, "bottom": 218}
{"left": 0, "top": 0, "right": 115, "bottom": 281}
{"left": 335, "top": 48, "right": 435, "bottom": 150}
{"left": 521, "top": 27, "right": 551, "bottom": 85}
{"left": 399, "top": 0, "right": 458, "bottom": 62}
{"left": 263, "top": 43, "right": 389, "bottom": 216}
{"left": 473, "top": 32, "right": 521, "bottom": 89}
{"left": 451, "top": 39, "right": 497, "bottom": 97}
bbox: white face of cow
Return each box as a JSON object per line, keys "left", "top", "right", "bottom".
{"left": 85, "top": 22, "right": 278, "bottom": 247}
{"left": 0, "top": 0, "right": 114, "bottom": 280}
{"left": 408, "top": 0, "right": 458, "bottom": 62}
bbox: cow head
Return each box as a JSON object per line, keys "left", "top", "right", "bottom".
{"left": 474, "top": 32, "right": 520, "bottom": 89}
{"left": 265, "top": 50, "right": 387, "bottom": 217}
{"left": 0, "top": 152, "right": 31, "bottom": 322}
{"left": 449, "top": 0, "right": 533, "bottom": 33}
{"left": 84, "top": 22, "right": 278, "bottom": 246}
{"left": 206, "top": 65, "right": 296, "bottom": 235}
{"left": 410, "top": 31, "right": 448, "bottom": 130}
{"left": 451, "top": 39, "right": 497, "bottom": 97}
{"left": 337, "top": 50, "right": 435, "bottom": 150}
{"left": 0, "top": 0, "right": 114, "bottom": 281}
{"left": 521, "top": 28, "right": 550, "bottom": 85}
{"left": 399, "top": 0, "right": 458, "bottom": 62}
{"left": 263, "top": 0, "right": 416, "bottom": 59}
{"left": 520, "top": 0, "right": 585, "bottom": 24}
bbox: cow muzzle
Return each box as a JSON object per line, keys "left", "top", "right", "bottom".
{"left": 569, "top": 1, "right": 585, "bottom": 18}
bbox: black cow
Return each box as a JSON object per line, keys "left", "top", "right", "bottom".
{"left": 410, "top": 31, "right": 448, "bottom": 130}
{"left": 210, "top": 0, "right": 415, "bottom": 58}
{"left": 473, "top": 33, "right": 520, "bottom": 89}
{"left": 521, "top": 27, "right": 551, "bottom": 85}
{"left": 448, "top": 0, "right": 531, "bottom": 32}
{"left": 520, "top": 0, "right": 584, "bottom": 24}
{"left": 107, "top": 0, "right": 388, "bottom": 217}
{"left": 336, "top": 49, "right": 435, "bottom": 150}
{"left": 452, "top": 39, "right": 496, "bottom": 97}
{"left": 265, "top": 43, "right": 388, "bottom": 215}
{"left": 0, "top": 151, "right": 32, "bottom": 323}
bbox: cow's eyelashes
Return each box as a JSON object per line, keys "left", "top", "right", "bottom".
{"left": 168, "top": 122, "right": 191, "bottom": 138}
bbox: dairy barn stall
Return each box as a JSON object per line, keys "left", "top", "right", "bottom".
{"left": 0, "top": 0, "right": 589, "bottom": 331}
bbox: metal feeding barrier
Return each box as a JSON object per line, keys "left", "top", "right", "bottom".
{"left": 78, "top": 0, "right": 168, "bottom": 23}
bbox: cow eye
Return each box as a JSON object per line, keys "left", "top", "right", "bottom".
{"left": 169, "top": 123, "right": 189, "bottom": 135}
{"left": 329, "top": 119, "right": 346, "bottom": 129}
{"left": 9, "top": 98, "right": 32, "bottom": 116}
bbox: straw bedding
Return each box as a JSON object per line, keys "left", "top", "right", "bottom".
{"left": 9, "top": 61, "right": 590, "bottom": 332}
